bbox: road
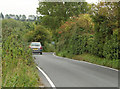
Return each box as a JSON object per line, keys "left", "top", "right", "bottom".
{"left": 34, "top": 52, "right": 118, "bottom": 87}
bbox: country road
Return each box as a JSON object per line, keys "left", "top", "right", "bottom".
{"left": 34, "top": 52, "right": 118, "bottom": 87}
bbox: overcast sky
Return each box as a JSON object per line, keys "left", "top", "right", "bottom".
{"left": 0, "top": 0, "right": 98, "bottom": 17}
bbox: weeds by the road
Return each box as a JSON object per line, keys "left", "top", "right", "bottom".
{"left": 56, "top": 52, "right": 119, "bottom": 70}
{"left": 3, "top": 58, "right": 41, "bottom": 87}
{"left": 72, "top": 54, "right": 119, "bottom": 69}
{"left": 2, "top": 19, "right": 43, "bottom": 87}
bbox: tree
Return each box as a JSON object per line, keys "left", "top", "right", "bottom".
{"left": 90, "top": 2, "right": 119, "bottom": 57}
{"left": 19, "top": 15, "right": 26, "bottom": 21}
{"left": 28, "top": 15, "right": 36, "bottom": 21}
{"left": 5, "top": 14, "right": 10, "bottom": 19}
{"left": 25, "top": 25, "right": 52, "bottom": 45}
{"left": 9, "top": 14, "right": 16, "bottom": 19}
{"left": 0, "top": 13, "right": 4, "bottom": 19}
{"left": 16, "top": 15, "right": 19, "bottom": 20}
{"left": 37, "top": 2, "right": 89, "bottom": 30}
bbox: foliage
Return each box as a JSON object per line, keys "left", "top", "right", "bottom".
{"left": 55, "top": 2, "right": 119, "bottom": 64}
{"left": 103, "top": 29, "right": 119, "bottom": 59}
{"left": 55, "top": 14, "right": 94, "bottom": 57}
{"left": 43, "top": 42, "right": 55, "bottom": 52}
{"left": 72, "top": 53, "right": 119, "bottom": 69}
{"left": 0, "top": 13, "right": 4, "bottom": 19}
{"left": 36, "top": 2, "right": 119, "bottom": 68}
{"left": 2, "top": 19, "right": 41, "bottom": 87}
{"left": 24, "top": 25, "right": 52, "bottom": 46}
{"left": 37, "top": 2, "right": 89, "bottom": 30}
{"left": 90, "top": 2, "right": 119, "bottom": 58}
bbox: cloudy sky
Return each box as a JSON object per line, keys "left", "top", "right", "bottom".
{"left": 0, "top": 0, "right": 98, "bottom": 17}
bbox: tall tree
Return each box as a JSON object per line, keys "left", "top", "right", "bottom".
{"left": 19, "top": 15, "right": 26, "bottom": 21}
{"left": 37, "top": 2, "right": 89, "bottom": 29}
{"left": 0, "top": 13, "right": 4, "bottom": 19}
{"left": 16, "top": 15, "right": 19, "bottom": 20}
{"left": 90, "top": 2, "right": 119, "bottom": 57}
{"left": 28, "top": 15, "right": 36, "bottom": 21}
{"left": 5, "top": 14, "right": 10, "bottom": 19}
{"left": 22, "top": 15, "right": 26, "bottom": 21}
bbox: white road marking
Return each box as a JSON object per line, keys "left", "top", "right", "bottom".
{"left": 53, "top": 52, "right": 118, "bottom": 72}
{"left": 36, "top": 66, "right": 56, "bottom": 89}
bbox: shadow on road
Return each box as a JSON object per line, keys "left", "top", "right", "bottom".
{"left": 32, "top": 53, "right": 43, "bottom": 55}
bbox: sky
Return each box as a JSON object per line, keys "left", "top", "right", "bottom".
{"left": 0, "top": 0, "right": 98, "bottom": 17}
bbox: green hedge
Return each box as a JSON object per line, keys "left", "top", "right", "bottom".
{"left": 55, "top": 14, "right": 119, "bottom": 61}
{"left": 2, "top": 19, "right": 41, "bottom": 87}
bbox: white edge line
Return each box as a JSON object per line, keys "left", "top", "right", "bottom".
{"left": 53, "top": 52, "right": 119, "bottom": 72}
{"left": 36, "top": 66, "right": 56, "bottom": 89}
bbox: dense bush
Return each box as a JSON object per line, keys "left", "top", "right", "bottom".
{"left": 2, "top": 19, "right": 41, "bottom": 87}
{"left": 24, "top": 25, "right": 52, "bottom": 46}
{"left": 55, "top": 14, "right": 94, "bottom": 58}
{"left": 43, "top": 42, "right": 55, "bottom": 52}
{"left": 91, "top": 2, "right": 119, "bottom": 59}
{"left": 103, "top": 29, "right": 119, "bottom": 59}
{"left": 55, "top": 12, "right": 119, "bottom": 60}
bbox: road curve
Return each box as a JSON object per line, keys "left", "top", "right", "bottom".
{"left": 34, "top": 52, "right": 118, "bottom": 87}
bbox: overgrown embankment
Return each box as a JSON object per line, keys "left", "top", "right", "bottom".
{"left": 2, "top": 19, "right": 42, "bottom": 87}
{"left": 55, "top": 13, "right": 119, "bottom": 69}
{"left": 35, "top": 2, "right": 119, "bottom": 69}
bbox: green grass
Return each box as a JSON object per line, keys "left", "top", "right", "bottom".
{"left": 56, "top": 52, "right": 119, "bottom": 69}
{"left": 2, "top": 59, "right": 43, "bottom": 87}
{"left": 72, "top": 53, "right": 119, "bottom": 69}
{"left": 2, "top": 19, "right": 43, "bottom": 87}
{"left": 2, "top": 42, "right": 43, "bottom": 87}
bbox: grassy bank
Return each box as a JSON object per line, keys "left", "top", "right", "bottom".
{"left": 55, "top": 12, "right": 119, "bottom": 70}
{"left": 2, "top": 58, "right": 42, "bottom": 87}
{"left": 56, "top": 52, "right": 119, "bottom": 70}
{"left": 2, "top": 19, "right": 43, "bottom": 87}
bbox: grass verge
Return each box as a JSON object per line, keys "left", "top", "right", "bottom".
{"left": 56, "top": 52, "right": 119, "bottom": 70}
{"left": 72, "top": 54, "right": 119, "bottom": 69}
{"left": 2, "top": 19, "right": 43, "bottom": 87}
{"left": 2, "top": 58, "right": 43, "bottom": 87}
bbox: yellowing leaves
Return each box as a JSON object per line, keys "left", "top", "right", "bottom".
{"left": 58, "top": 14, "right": 94, "bottom": 35}
{"left": 98, "top": 7, "right": 108, "bottom": 16}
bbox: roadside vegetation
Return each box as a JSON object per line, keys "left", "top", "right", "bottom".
{"left": 36, "top": 2, "right": 119, "bottom": 69}
{"left": 0, "top": 42, "right": 2, "bottom": 88}
{"left": 72, "top": 54, "right": 119, "bottom": 69}
{"left": 2, "top": 19, "right": 43, "bottom": 87}
{"left": 24, "top": 25, "right": 53, "bottom": 52}
{"left": 0, "top": 19, "right": 2, "bottom": 88}
{"left": 1, "top": 1, "right": 119, "bottom": 87}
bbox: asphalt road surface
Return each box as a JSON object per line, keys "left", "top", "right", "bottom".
{"left": 34, "top": 52, "right": 118, "bottom": 87}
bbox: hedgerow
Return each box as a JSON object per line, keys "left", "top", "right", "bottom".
{"left": 55, "top": 13, "right": 119, "bottom": 68}
{"left": 2, "top": 19, "right": 41, "bottom": 87}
